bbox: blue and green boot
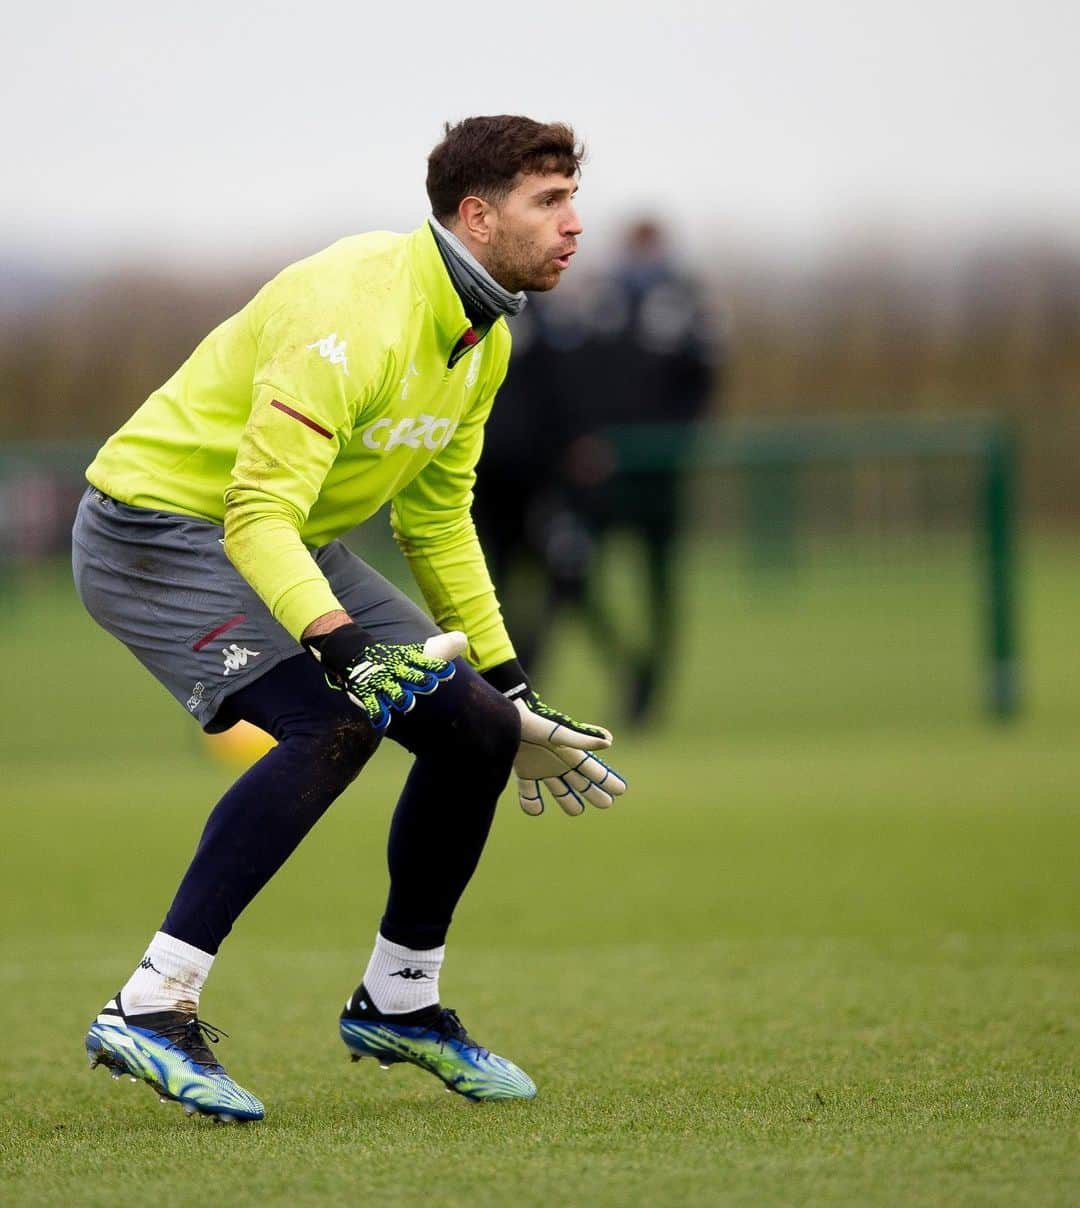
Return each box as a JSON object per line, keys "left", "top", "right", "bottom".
{"left": 340, "top": 985, "right": 536, "bottom": 1102}
{"left": 86, "top": 993, "right": 264, "bottom": 1122}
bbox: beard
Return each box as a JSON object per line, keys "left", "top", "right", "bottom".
{"left": 486, "top": 228, "right": 564, "bottom": 293}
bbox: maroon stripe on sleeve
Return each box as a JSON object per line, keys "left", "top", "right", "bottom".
{"left": 193, "top": 613, "right": 247, "bottom": 652}
{"left": 270, "top": 398, "right": 333, "bottom": 440}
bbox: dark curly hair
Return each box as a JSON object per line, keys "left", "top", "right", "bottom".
{"left": 426, "top": 115, "right": 584, "bottom": 221}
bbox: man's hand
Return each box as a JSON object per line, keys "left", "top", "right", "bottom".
{"left": 304, "top": 621, "right": 467, "bottom": 733}
{"left": 483, "top": 660, "right": 627, "bottom": 816}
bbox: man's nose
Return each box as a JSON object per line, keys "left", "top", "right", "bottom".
{"left": 563, "top": 204, "right": 583, "bottom": 236}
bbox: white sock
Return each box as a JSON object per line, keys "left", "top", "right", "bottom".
{"left": 362, "top": 933, "right": 444, "bottom": 1014}
{"left": 120, "top": 931, "right": 214, "bottom": 1015}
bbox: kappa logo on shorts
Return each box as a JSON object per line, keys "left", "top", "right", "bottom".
{"left": 222, "top": 643, "right": 261, "bottom": 676}
{"left": 186, "top": 682, "right": 206, "bottom": 712}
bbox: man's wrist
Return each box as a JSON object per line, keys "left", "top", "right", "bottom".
{"left": 301, "top": 609, "right": 354, "bottom": 642}
{"left": 301, "top": 619, "right": 376, "bottom": 674}
{"left": 481, "top": 658, "right": 531, "bottom": 701}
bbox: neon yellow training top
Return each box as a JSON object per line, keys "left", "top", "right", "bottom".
{"left": 86, "top": 223, "right": 515, "bottom": 670}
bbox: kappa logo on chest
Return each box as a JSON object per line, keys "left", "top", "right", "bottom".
{"left": 464, "top": 344, "right": 483, "bottom": 389}
{"left": 306, "top": 333, "right": 349, "bottom": 375}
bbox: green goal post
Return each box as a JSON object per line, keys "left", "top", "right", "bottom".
{"left": 609, "top": 413, "right": 1020, "bottom": 720}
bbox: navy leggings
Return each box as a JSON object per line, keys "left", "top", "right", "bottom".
{"left": 162, "top": 652, "right": 520, "bottom": 954}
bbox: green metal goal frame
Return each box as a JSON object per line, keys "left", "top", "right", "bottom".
{"left": 609, "top": 414, "right": 1019, "bottom": 719}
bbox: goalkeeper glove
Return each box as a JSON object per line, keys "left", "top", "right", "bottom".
{"left": 482, "top": 659, "right": 627, "bottom": 817}
{"left": 304, "top": 623, "right": 467, "bottom": 733}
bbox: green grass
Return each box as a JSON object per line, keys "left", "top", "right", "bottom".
{"left": 1, "top": 536, "right": 1077, "bottom": 1205}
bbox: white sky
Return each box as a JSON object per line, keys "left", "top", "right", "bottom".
{"left": 3, "top": 0, "right": 1079, "bottom": 270}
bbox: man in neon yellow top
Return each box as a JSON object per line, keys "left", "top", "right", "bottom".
{"left": 75, "top": 116, "right": 626, "bottom": 1122}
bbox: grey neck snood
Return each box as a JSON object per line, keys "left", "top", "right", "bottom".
{"left": 428, "top": 216, "right": 527, "bottom": 326}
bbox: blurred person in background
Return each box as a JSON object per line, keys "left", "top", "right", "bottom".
{"left": 476, "top": 218, "right": 721, "bottom": 724}
{"left": 72, "top": 115, "right": 626, "bottom": 1125}
{"left": 472, "top": 298, "right": 596, "bottom": 669}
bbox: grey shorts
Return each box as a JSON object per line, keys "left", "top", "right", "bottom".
{"left": 71, "top": 487, "right": 438, "bottom": 731}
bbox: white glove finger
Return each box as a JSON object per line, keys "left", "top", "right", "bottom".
{"left": 422, "top": 630, "right": 469, "bottom": 662}
{"left": 546, "top": 721, "right": 612, "bottom": 751}
{"left": 582, "top": 784, "right": 614, "bottom": 809}
{"left": 564, "top": 769, "right": 614, "bottom": 809}
{"left": 542, "top": 776, "right": 586, "bottom": 817}
{"left": 517, "top": 777, "right": 544, "bottom": 816}
{"left": 557, "top": 748, "right": 628, "bottom": 797}
{"left": 514, "top": 702, "right": 612, "bottom": 751}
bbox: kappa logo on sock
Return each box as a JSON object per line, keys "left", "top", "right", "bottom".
{"left": 389, "top": 967, "right": 433, "bottom": 981}
{"left": 137, "top": 956, "right": 164, "bottom": 975}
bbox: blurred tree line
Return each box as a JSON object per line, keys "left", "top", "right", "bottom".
{"left": 2, "top": 235, "right": 1078, "bottom": 521}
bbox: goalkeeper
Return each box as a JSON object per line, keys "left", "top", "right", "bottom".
{"left": 72, "top": 115, "right": 625, "bottom": 1124}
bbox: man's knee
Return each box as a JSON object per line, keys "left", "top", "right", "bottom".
{"left": 300, "top": 713, "right": 381, "bottom": 775}
{"left": 258, "top": 714, "right": 379, "bottom": 809}
{"left": 395, "top": 668, "right": 520, "bottom": 769}
{"left": 225, "top": 655, "right": 380, "bottom": 783}
{"left": 455, "top": 684, "right": 521, "bottom": 771}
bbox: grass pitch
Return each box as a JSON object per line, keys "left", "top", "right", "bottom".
{"left": 1, "top": 537, "right": 1077, "bottom": 1206}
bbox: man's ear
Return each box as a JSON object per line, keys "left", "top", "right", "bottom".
{"left": 457, "top": 195, "right": 494, "bottom": 245}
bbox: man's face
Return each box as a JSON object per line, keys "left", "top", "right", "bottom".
{"left": 483, "top": 172, "right": 582, "bottom": 293}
